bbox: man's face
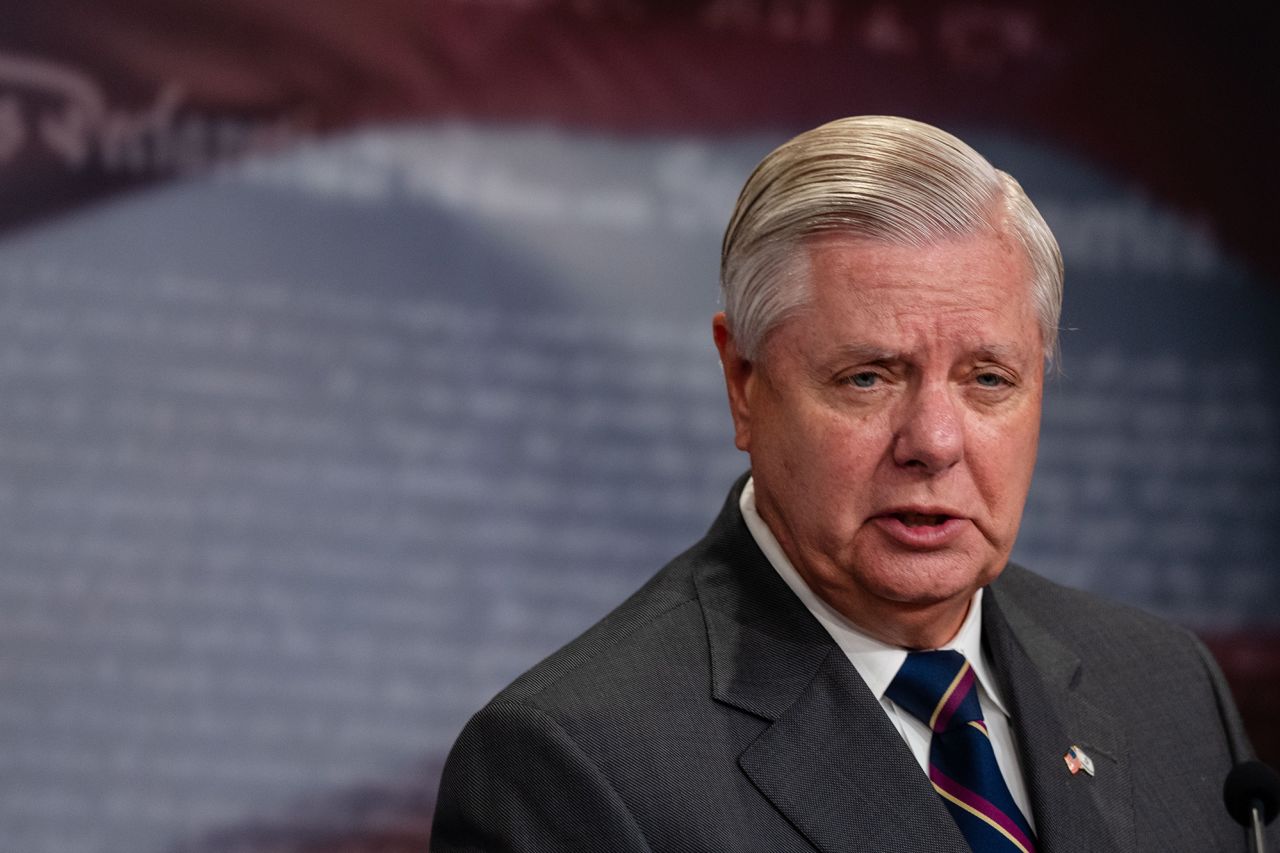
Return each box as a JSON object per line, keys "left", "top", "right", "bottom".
{"left": 714, "top": 231, "right": 1044, "bottom": 647}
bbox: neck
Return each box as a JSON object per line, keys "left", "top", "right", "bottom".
{"left": 818, "top": 585, "right": 972, "bottom": 649}
{"left": 780, "top": 555, "right": 973, "bottom": 648}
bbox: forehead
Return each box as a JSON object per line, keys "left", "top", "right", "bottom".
{"left": 790, "top": 232, "right": 1041, "bottom": 351}
{"left": 802, "top": 230, "right": 1029, "bottom": 291}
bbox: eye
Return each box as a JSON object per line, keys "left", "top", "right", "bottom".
{"left": 975, "top": 371, "right": 1010, "bottom": 388}
{"left": 847, "top": 371, "right": 880, "bottom": 388}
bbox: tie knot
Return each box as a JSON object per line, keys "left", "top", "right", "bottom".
{"left": 886, "top": 650, "right": 982, "bottom": 733}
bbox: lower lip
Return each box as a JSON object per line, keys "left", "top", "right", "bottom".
{"left": 871, "top": 516, "right": 969, "bottom": 549}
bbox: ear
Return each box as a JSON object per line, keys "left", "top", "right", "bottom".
{"left": 712, "top": 312, "right": 755, "bottom": 452}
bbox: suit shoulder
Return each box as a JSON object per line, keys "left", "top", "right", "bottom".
{"left": 491, "top": 542, "right": 709, "bottom": 709}
{"left": 992, "top": 563, "right": 1208, "bottom": 661}
{"left": 433, "top": 691, "right": 653, "bottom": 852}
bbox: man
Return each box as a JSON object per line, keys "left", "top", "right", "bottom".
{"left": 431, "top": 116, "right": 1266, "bottom": 851}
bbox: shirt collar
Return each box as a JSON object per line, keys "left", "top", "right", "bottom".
{"left": 739, "top": 476, "right": 1009, "bottom": 715}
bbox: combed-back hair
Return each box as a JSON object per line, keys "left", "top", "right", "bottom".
{"left": 720, "top": 116, "right": 1063, "bottom": 363}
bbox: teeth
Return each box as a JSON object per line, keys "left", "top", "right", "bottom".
{"left": 899, "top": 513, "right": 947, "bottom": 527}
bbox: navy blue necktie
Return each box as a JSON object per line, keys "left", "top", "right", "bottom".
{"left": 886, "top": 650, "right": 1037, "bottom": 853}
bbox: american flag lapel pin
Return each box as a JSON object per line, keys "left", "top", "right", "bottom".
{"left": 1064, "top": 745, "right": 1096, "bottom": 776}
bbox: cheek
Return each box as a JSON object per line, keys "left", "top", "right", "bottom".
{"left": 972, "top": 419, "right": 1040, "bottom": 515}
{"left": 804, "top": 412, "right": 867, "bottom": 463}
{"left": 1005, "top": 412, "right": 1042, "bottom": 475}
{"left": 800, "top": 420, "right": 887, "bottom": 512}
{"left": 754, "top": 392, "right": 889, "bottom": 501}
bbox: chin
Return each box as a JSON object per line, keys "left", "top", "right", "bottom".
{"left": 855, "top": 551, "right": 1000, "bottom": 607}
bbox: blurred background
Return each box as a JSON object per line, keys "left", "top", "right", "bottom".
{"left": 1, "top": 2, "right": 1277, "bottom": 851}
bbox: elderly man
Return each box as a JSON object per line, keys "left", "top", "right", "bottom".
{"left": 431, "top": 117, "right": 1264, "bottom": 851}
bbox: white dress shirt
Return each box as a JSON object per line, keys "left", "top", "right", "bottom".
{"left": 739, "top": 478, "right": 1035, "bottom": 828}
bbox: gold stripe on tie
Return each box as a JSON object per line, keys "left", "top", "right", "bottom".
{"left": 928, "top": 660, "right": 970, "bottom": 731}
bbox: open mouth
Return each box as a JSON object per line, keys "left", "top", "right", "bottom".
{"left": 891, "top": 512, "right": 952, "bottom": 527}
{"left": 873, "top": 511, "right": 965, "bottom": 547}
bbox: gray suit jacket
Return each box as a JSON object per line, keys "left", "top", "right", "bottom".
{"left": 432, "top": 478, "right": 1266, "bottom": 851}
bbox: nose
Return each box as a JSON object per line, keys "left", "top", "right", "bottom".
{"left": 891, "top": 381, "right": 964, "bottom": 473}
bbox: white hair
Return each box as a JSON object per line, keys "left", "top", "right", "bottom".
{"left": 720, "top": 116, "right": 1063, "bottom": 363}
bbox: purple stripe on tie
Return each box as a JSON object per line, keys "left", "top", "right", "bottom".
{"left": 930, "top": 766, "right": 1037, "bottom": 853}
{"left": 932, "top": 665, "right": 974, "bottom": 733}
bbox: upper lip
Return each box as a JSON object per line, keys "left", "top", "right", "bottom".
{"left": 875, "top": 505, "right": 966, "bottom": 519}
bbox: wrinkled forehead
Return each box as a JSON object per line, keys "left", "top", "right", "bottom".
{"left": 778, "top": 232, "right": 1043, "bottom": 351}
{"left": 790, "top": 228, "right": 1042, "bottom": 330}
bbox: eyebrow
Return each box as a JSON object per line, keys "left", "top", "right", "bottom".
{"left": 829, "top": 344, "right": 900, "bottom": 363}
{"left": 969, "top": 344, "right": 1024, "bottom": 362}
{"left": 829, "top": 343, "right": 1027, "bottom": 363}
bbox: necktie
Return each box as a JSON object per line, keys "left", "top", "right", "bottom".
{"left": 885, "top": 650, "right": 1037, "bottom": 853}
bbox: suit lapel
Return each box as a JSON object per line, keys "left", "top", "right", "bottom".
{"left": 735, "top": 650, "right": 971, "bottom": 853}
{"left": 985, "top": 575, "right": 1136, "bottom": 852}
{"left": 691, "top": 488, "right": 968, "bottom": 853}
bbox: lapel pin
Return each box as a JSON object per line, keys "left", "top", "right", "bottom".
{"left": 1064, "top": 745, "right": 1095, "bottom": 777}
